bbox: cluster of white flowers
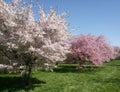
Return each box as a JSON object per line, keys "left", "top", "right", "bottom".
{"left": 0, "top": 0, "right": 71, "bottom": 64}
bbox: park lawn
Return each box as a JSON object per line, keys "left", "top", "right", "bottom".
{"left": 0, "top": 60, "right": 120, "bottom": 92}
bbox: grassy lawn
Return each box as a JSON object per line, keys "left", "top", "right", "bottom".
{"left": 0, "top": 60, "right": 120, "bottom": 92}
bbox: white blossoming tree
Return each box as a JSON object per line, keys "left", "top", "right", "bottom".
{"left": 0, "top": 0, "right": 71, "bottom": 85}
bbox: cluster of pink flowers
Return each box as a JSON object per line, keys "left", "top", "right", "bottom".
{"left": 70, "top": 34, "right": 115, "bottom": 66}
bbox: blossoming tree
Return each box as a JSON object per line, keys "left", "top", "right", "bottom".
{"left": 114, "top": 46, "right": 120, "bottom": 59}
{"left": 0, "top": 0, "right": 71, "bottom": 84}
{"left": 70, "top": 34, "right": 114, "bottom": 69}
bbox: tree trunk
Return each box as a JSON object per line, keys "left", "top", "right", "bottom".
{"left": 76, "top": 60, "right": 84, "bottom": 70}
{"left": 24, "top": 63, "right": 32, "bottom": 86}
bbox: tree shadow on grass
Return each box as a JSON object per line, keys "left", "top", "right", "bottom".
{"left": 104, "top": 60, "right": 120, "bottom": 66}
{"left": 0, "top": 76, "right": 46, "bottom": 92}
{"left": 109, "top": 64, "right": 120, "bottom": 67}
{"left": 90, "top": 78, "right": 120, "bottom": 85}
{"left": 53, "top": 64, "right": 101, "bottom": 74}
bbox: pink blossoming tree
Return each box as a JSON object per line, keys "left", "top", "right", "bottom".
{"left": 70, "top": 34, "right": 114, "bottom": 69}
{"left": 114, "top": 46, "right": 120, "bottom": 59}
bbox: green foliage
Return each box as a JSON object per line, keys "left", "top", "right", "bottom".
{"left": 0, "top": 60, "right": 120, "bottom": 92}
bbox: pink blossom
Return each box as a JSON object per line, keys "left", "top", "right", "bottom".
{"left": 70, "top": 34, "right": 114, "bottom": 66}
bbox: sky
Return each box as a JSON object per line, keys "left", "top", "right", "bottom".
{"left": 6, "top": 0, "right": 120, "bottom": 46}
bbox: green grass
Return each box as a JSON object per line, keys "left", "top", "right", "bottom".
{"left": 0, "top": 60, "right": 120, "bottom": 92}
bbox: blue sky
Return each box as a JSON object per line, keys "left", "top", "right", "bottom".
{"left": 6, "top": 0, "right": 120, "bottom": 46}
